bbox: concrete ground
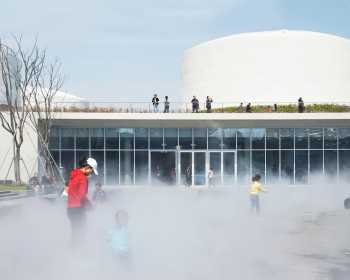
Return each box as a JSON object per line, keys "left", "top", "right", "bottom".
{"left": 0, "top": 185, "right": 350, "bottom": 280}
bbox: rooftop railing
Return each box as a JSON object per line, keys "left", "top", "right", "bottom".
{"left": 50, "top": 101, "right": 350, "bottom": 113}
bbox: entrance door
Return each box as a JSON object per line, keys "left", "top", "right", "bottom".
{"left": 223, "top": 152, "right": 236, "bottom": 185}
{"left": 194, "top": 152, "right": 206, "bottom": 185}
{"left": 209, "top": 152, "right": 222, "bottom": 185}
{"left": 180, "top": 152, "right": 192, "bottom": 186}
{"left": 151, "top": 152, "right": 176, "bottom": 185}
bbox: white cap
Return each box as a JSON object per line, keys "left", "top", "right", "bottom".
{"left": 87, "top": 157, "right": 98, "bottom": 175}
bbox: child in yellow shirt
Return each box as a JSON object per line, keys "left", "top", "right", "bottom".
{"left": 250, "top": 174, "right": 267, "bottom": 214}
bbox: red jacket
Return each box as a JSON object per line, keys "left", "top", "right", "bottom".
{"left": 67, "top": 169, "right": 90, "bottom": 208}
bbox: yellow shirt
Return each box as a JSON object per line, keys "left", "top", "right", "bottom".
{"left": 250, "top": 181, "right": 266, "bottom": 195}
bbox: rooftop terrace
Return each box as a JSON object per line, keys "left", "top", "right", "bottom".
{"left": 50, "top": 101, "right": 350, "bottom": 113}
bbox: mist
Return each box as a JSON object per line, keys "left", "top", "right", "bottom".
{"left": 1, "top": 179, "right": 350, "bottom": 280}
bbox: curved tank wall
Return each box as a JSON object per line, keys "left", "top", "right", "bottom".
{"left": 182, "top": 30, "right": 350, "bottom": 104}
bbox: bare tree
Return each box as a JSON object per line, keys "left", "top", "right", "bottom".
{"left": 27, "top": 59, "right": 64, "bottom": 179}
{"left": 0, "top": 38, "right": 45, "bottom": 183}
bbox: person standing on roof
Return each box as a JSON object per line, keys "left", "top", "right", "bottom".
{"left": 245, "top": 102, "right": 252, "bottom": 113}
{"left": 298, "top": 97, "right": 305, "bottom": 113}
{"left": 191, "top": 96, "right": 199, "bottom": 113}
{"left": 164, "top": 96, "right": 170, "bottom": 113}
{"left": 152, "top": 94, "right": 160, "bottom": 112}
{"left": 67, "top": 157, "right": 98, "bottom": 247}
{"left": 206, "top": 96, "right": 213, "bottom": 113}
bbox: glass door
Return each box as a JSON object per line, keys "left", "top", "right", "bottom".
{"left": 209, "top": 152, "right": 222, "bottom": 185}
{"left": 180, "top": 152, "right": 192, "bottom": 186}
{"left": 223, "top": 152, "right": 236, "bottom": 185}
{"left": 194, "top": 152, "right": 206, "bottom": 185}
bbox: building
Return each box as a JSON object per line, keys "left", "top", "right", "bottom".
{"left": 1, "top": 30, "right": 350, "bottom": 186}
{"left": 46, "top": 112, "right": 350, "bottom": 186}
{"left": 182, "top": 30, "right": 350, "bottom": 103}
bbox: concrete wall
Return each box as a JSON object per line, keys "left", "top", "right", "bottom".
{"left": 51, "top": 112, "right": 350, "bottom": 128}
{"left": 182, "top": 30, "right": 350, "bottom": 104}
{"left": 0, "top": 113, "right": 38, "bottom": 183}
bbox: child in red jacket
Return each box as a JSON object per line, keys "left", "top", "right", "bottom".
{"left": 67, "top": 157, "right": 98, "bottom": 247}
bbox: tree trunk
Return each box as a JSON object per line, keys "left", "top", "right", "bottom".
{"left": 13, "top": 144, "right": 21, "bottom": 184}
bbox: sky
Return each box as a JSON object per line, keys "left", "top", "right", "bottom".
{"left": 1, "top": 0, "right": 350, "bottom": 101}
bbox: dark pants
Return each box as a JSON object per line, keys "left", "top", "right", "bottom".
{"left": 67, "top": 207, "right": 87, "bottom": 246}
{"left": 164, "top": 105, "right": 169, "bottom": 113}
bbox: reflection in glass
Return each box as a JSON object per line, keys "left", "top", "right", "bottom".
{"left": 164, "top": 128, "right": 178, "bottom": 149}
{"left": 209, "top": 152, "right": 221, "bottom": 185}
{"left": 309, "top": 128, "right": 323, "bottom": 149}
{"left": 193, "top": 128, "right": 207, "bottom": 150}
{"left": 237, "top": 151, "right": 250, "bottom": 182}
{"left": 280, "top": 129, "right": 294, "bottom": 149}
{"left": 150, "top": 128, "right": 163, "bottom": 149}
{"left": 266, "top": 129, "right": 279, "bottom": 149}
{"left": 281, "top": 150, "right": 294, "bottom": 183}
{"left": 179, "top": 129, "right": 192, "bottom": 150}
{"left": 252, "top": 151, "right": 265, "bottom": 182}
{"left": 339, "top": 128, "right": 350, "bottom": 148}
{"left": 295, "top": 129, "right": 308, "bottom": 149}
{"left": 75, "top": 128, "right": 89, "bottom": 149}
{"left": 105, "top": 128, "right": 119, "bottom": 149}
{"left": 61, "top": 128, "right": 75, "bottom": 149}
{"left": 91, "top": 128, "right": 104, "bottom": 149}
{"left": 237, "top": 129, "right": 250, "bottom": 149}
{"left": 266, "top": 150, "right": 279, "bottom": 184}
{"left": 49, "top": 127, "right": 60, "bottom": 149}
{"left": 310, "top": 150, "right": 323, "bottom": 178}
{"left": 135, "top": 151, "right": 149, "bottom": 184}
{"left": 105, "top": 151, "right": 119, "bottom": 185}
{"left": 223, "top": 128, "right": 236, "bottom": 149}
{"left": 120, "top": 128, "right": 134, "bottom": 149}
{"left": 223, "top": 152, "right": 235, "bottom": 185}
{"left": 180, "top": 152, "right": 192, "bottom": 185}
{"left": 295, "top": 150, "right": 308, "bottom": 183}
{"left": 194, "top": 152, "right": 206, "bottom": 185}
{"left": 151, "top": 152, "right": 176, "bottom": 185}
{"left": 120, "top": 151, "right": 134, "bottom": 184}
{"left": 251, "top": 129, "right": 265, "bottom": 149}
{"left": 324, "top": 128, "right": 337, "bottom": 149}
{"left": 339, "top": 150, "right": 350, "bottom": 180}
{"left": 208, "top": 128, "right": 222, "bottom": 149}
{"left": 324, "top": 150, "right": 337, "bottom": 178}
{"left": 135, "top": 128, "right": 148, "bottom": 149}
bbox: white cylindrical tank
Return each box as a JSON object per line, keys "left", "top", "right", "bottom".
{"left": 182, "top": 30, "right": 350, "bottom": 104}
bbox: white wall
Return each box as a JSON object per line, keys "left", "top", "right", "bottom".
{"left": 0, "top": 114, "right": 38, "bottom": 183}
{"left": 182, "top": 30, "right": 350, "bottom": 104}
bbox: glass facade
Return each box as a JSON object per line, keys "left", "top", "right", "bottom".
{"left": 48, "top": 127, "right": 350, "bottom": 186}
